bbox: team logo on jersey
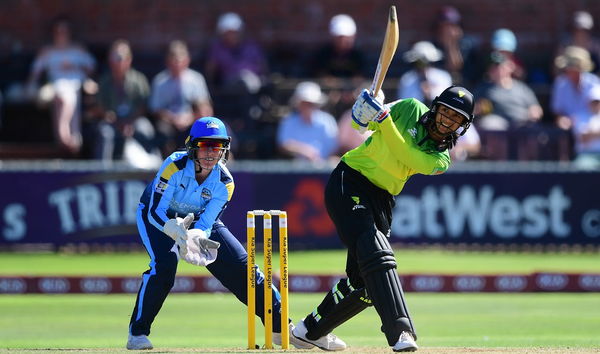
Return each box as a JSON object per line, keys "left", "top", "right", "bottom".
{"left": 201, "top": 188, "right": 212, "bottom": 200}
{"left": 155, "top": 181, "right": 168, "bottom": 194}
{"left": 351, "top": 196, "right": 366, "bottom": 210}
{"left": 432, "top": 167, "right": 445, "bottom": 175}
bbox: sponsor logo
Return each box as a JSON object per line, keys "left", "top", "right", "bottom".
{"left": 171, "top": 277, "right": 195, "bottom": 292}
{"left": 411, "top": 275, "right": 444, "bottom": 292}
{"left": 351, "top": 196, "right": 366, "bottom": 210}
{"left": 494, "top": 275, "right": 527, "bottom": 292}
{"left": 121, "top": 278, "right": 143, "bottom": 293}
{"left": 290, "top": 275, "right": 321, "bottom": 292}
{"left": 0, "top": 278, "right": 26, "bottom": 293}
{"left": 453, "top": 275, "right": 486, "bottom": 292}
{"left": 408, "top": 128, "right": 417, "bottom": 138}
{"left": 204, "top": 277, "right": 228, "bottom": 292}
{"left": 535, "top": 273, "right": 569, "bottom": 291}
{"left": 80, "top": 277, "right": 112, "bottom": 293}
{"left": 578, "top": 274, "right": 600, "bottom": 291}
{"left": 155, "top": 181, "right": 168, "bottom": 194}
{"left": 39, "top": 277, "right": 70, "bottom": 293}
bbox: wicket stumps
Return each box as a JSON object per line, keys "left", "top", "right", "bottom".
{"left": 247, "top": 210, "right": 289, "bottom": 350}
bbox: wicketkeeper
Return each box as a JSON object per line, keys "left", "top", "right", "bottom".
{"left": 127, "top": 116, "right": 314, "bottom": 350}
{"left": 291, "top": 86, "right": 475, "bottom": 352}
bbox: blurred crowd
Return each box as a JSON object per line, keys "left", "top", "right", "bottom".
{"left": 1, "top": 7, "right": 600, "bottom": 168}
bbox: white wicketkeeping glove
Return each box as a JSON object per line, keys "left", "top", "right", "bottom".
{"left": 351, "top": 89, "right": 389, "bottom": 133}
{"left": 163, "top": 213, "right": 194, "bottom": 242}
{"left": 181, "top": 228, "right": 220, "bottom": 266}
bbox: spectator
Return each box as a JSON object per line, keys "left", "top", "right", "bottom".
{"left": 311, "top": 14, "right": 366, "bottom": 79}
{"left": 474, "top": 51, "right": 543, "bottom": 130}
{"left": 205, "top": 12, "right": 266, "bottom": 94}
{"left": 490, "top": 28, "right": 526, "bottom": 80}
{"left": 556, "top": 11, "right": 600, "bottom": 76}
{"left": 572, "top": 85, "right": 600, "bottom": 168}
{"left": 450, "top": 123, "right": 481, "bottom": 161}
{"left": 204, "top": 13, "right": 267, "bottom": 127}
{"left": 150, "top": 40, "right": 213, "bottom": 155}
{"left": 397, "top": 41, "right": 452, "bottom": 106}
{"left": 551, "top": 46, "right": 600, "bottom": 131}
{"left": 90, "top": 39, "right": 160, "bottom": 168}
{"left": 432, "top": 6, "right": 480, "bottom": 86}
{"left": 26, "top": 16, "right": 95, "bottom": 154}
{"left": 277, "top": 81, "right": 338, "bottom": 162}
{"left": 310, "top": 14, "right": 367, "bottom": 119}
{"left": 337, "top": 108, "right": 373, "bottom": 155}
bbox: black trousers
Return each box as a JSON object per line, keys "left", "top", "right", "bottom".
{"left": 325, "top": 161, "right": 395, "bottom": 289}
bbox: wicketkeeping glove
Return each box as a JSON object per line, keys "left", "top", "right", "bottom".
{"left": 163, "top": 213, "right": 194, "bottom": 242}
{"left": 351, "top": 89, "right": 389, "bottom": 133}
{"left": 182, "top": 228, "right": 220, "bottom": 266}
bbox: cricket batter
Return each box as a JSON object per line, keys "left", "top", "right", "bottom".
{"left": 291, "top": 86, "right": 475, "bottom": 352}
{"left": 126, "top": 116, "right": 313, "bottom": 350}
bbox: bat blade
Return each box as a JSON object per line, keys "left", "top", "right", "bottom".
{"left": 370, "top": 5, "right": 399, "bottom": 98}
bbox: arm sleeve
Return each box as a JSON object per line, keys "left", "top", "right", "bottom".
{"left": 377, "top": 113, "right": 450, "bottom": 175}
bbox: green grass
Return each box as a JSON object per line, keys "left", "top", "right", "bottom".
{"left": 0, "top": 293, "right": 599, "bottom": 350}
{"left": 2, "top": 249, "right": 600, "bottom": 276}
{"left": 2, "top": 250, "right": 600, "bottom": 351}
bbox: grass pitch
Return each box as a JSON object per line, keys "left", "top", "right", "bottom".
{"left": 1, "top": 293, "right": 599, "bottom": 351}
{"left": 1, "top": 249, "right": 599, "bottom": 352}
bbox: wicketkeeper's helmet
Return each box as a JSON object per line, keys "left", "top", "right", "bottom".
{"left": 185, "top": 116, "right": 231, "bottom": 163}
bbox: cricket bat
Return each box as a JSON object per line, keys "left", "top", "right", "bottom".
{"left": 370, "top": 5, "right": 399, "bottom": 98}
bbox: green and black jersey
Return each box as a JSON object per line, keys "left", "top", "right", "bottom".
{"left": 342, "top": 98, "right": 450, "bottom": 195}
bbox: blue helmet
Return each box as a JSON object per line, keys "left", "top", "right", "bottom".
{"left": 185, "top": 117, "right": 231, "bottom": 163}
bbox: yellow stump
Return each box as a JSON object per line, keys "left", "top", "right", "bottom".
{"left": 246, "top": 211, "right": 256, "bottom": 350}
{"left": 278, "top": 211, "right": 290, "bottom": 349}
{"left": 263, "top": 212, "right": 273, "bottom": 349}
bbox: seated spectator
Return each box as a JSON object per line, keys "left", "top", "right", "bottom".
{"left": 556, "top": 11, "right": 600, "bottom": 76}
{"left": 450, "top": 123, "right": 481, "bottom": 161}
{"left": 276, "top": 81, "right": 338, "bottom": 162}
{"left": 310, "top": 14, "right": 367, "bottom": 119}
{"left": 310, "top": 14, "right": 366, "bottom": 79}
{"left": 474, "top": 52, "right": 543, "bottom": 130}
{"left": 26, "top": 15, "right": 95, "bottom": 155}
{"left": 397, "top": 41, "right": 452, "bottom": 106}
{"left": 90, "top": 39, "right": 160, "bottom": 168}
{"left": 432, "top": 6, "right": 480, "bottom": 86}
{"left": 551, "top": 46, "right": 600, "bottom": 131}
{"left": 150, "top": 40, "right": 213, "bottom": 155}
{"left": 337, "top": 108, "right": 373, "bottom": 155}
{"left": 572, "top": 85, "right": 600, "bottom": 168}
{"left": 204, "top": 12, "right": 267, "bottom": 130}
{"left": 490, "top": 28, "right": 526, "bottom": 80}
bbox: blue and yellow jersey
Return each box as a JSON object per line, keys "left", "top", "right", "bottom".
{"left": 343, "top": 98, "right": 450, "bottom": 195}
{"left": 140, "top": 151, "right": 234, "bottom": 235}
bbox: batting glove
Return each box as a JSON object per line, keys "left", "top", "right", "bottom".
{"left": 351, "top": 89, "right": 389, "bottom": 131}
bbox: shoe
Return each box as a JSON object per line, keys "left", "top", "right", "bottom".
{"left": 291, "top": 319, "right": 347, "bottom": 351}
{"left": 392, "top": 331, "right": 418, "bottom": 352}
{"left": 126, "top": 334, "right": 153, "bottom": 350}
{"left": 273, "top": 322, "right": 315, "bottom": 349}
